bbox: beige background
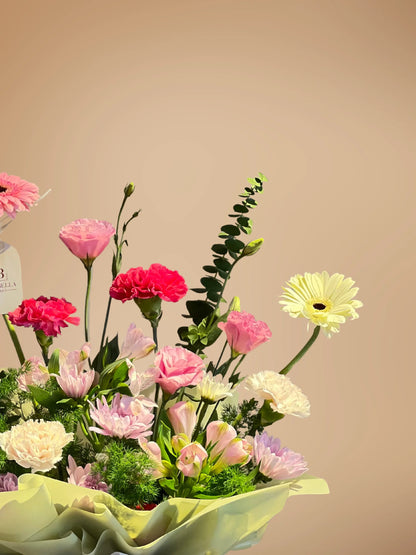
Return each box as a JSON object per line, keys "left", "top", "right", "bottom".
{"left": 1, "top": 0, "right": 415, "bottom": 553}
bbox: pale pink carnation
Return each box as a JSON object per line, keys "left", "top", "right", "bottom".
{"left": 153, "top": 346, "right": 205, "bottom": 395}
{"left": 120, "top": 324, "right": 155, "bottom": 360}
{"left": 0, "top": 172, "right": 39, "bottom": 219}
{"left": 17, "top": 356, "right": 49, "bottom": 392}
{"left": 0, "top": 472, "right": 18, "bottom": 492}
{"left": 0, "top": 420, "right": 73, "bottom": 473}
{"left": 176, "top": 442, "right": 208, "bottom": 478}
{"left": 218, "top": 311, "right": 272, "bottom": 355}
{"left": 59, "top": 219, "right": 115, "bottom": 264}
{"left": 89, "top": 393, "right": 155, "bottom": 440}
{"left": 251, "top": 431, "right": 308, "bottom": 480}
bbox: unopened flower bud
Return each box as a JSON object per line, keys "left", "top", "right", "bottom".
{"left": 242, "top": 238, "right": 264, "bottom": 257}
{"left": 124, "top": 183, "right": 135, "bottom": 197}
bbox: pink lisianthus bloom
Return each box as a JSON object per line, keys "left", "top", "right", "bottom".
{"left": 176, "top": 442, "right": 208, "bottom": 478}
{"left": 53, "top": 343, "right": 95, "bottom": 399}
{"left": 8, "top": 296, "right": 80, "bottom": 337}
{"left": 251, "top": 431, "right": 308, "bottom": 480}
{"left": 17, "top": 356, "right": 49, "bottom": 392}
{"left": 205, "top": 421, "right": 252, "bottom": 473}
{"left": 59, "top": 219, "right": 115, "bottom": 267}
{"left": 89, "top": 393, "right": 155, "bottom": 440}
{"left": 167, "top": 401, "right": 197, "bottom": 439}
{"left": 127, "top": 361, "right": 159, "bottom": 395}
{"left": 66, "top": 455, "right": 108, "bottom": 491}
{"left": 153, "top": 346, "right": 205, "bottom": 395}
{"left": 119, "top": 324, "right": 155, "bottom": 360}
{"left": 0, "top": 472, "right": 18, "bottom": 492}
{"left": 109, "top": 263, "right": 187, "bottom": 303}
{"left": 139, "top": 438, "right": 167, "bottom": 478}
{"left": 0, "top": 172, "right": 39, "bottom": 219}
{"left": 217, "top": 310, "right": 271, "bottom": 356}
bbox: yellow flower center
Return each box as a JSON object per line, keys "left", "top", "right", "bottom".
{"left": 313, "top": 303, "right": 326, "bottom": 310}
{"left": 309, "top": 298, "right": 333, "bottom": 313}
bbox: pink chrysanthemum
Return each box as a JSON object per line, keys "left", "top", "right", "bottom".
{"left": 109, "top": 263, "right": 187, "bottom": 303}
{"left": 0, "top": 172, "right": 39, "bottom": 219}
{"left": 8, "top": 296, "right": 80, "bottom": 337}
{"left": 0, "top": 472, "right": 18, "bottom": 492}
{"left": 66, "top": 455, "right": 108, "bottom": 492}
{"left": 89, "top": 393, "right": 155, "bottom": 440}
{"left": 251, "top": 431, "right": 308, "bottom": 480}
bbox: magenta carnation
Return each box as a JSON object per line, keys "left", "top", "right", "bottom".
{"left": 153, "top": 346, "right": 205, "bottom": 395}
{"left": 109, "top": 263, "right": 187, "bottom": 303}
{"left": 218, "top": 311, "right": 272, "bottom": 355}
{"left": 8, "top": 296, "right": 80, "bottom": 337}
{"left": 0, "top": 172, "right": 39, "bottom": 219}
{"left": 59, "top": 218, "right": 115, "bottom": 265}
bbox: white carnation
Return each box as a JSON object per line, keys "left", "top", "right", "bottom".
{"left": 0, "top": 419, "right": 73, "bottom": 473}
{"left": 245, "top": 371, "right": 310, "bottom": 417}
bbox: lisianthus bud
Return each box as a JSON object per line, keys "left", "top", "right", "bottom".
{"left": 171, "top": 433, "right": 189, "bottom": 453}
{"left": 167, "top": 401, "right": 197, "bottom": 439}
{"left": 176, "top": 442, "right": 208, "bottom": 478}
{"left": 124, "top": 182, "right": 135, "bottom": 197}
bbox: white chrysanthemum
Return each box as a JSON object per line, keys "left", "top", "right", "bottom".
{"left": 279, "top": 271, "right": 363, "bottom": 337}
{"left": 245, "top": 371, "right": 310, "bottom": 417}
{"left": 0, "top": 419, "right": 73, "bottom": 473}
{"left": 195, "top": 371, "right": 233, "bottom": 403}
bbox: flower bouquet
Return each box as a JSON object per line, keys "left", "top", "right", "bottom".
{"left": 0, "top": 172, "right": 362, "bottom": 555}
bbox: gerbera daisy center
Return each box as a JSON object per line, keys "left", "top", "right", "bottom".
{"left": 0, "top": 186, "right": 8, "bottom": 193}
{"left": 313, "top": 303, "right": 326, "bottom": 310}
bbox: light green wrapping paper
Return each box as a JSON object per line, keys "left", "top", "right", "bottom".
{"left": 0, "top": 474, "right": 328, "bottom": 555}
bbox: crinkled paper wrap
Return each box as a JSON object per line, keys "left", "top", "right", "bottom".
{"left": 0, "top": 474, "right": 328, "bottom": 555}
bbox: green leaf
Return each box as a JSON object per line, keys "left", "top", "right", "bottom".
{"left": 207, "top": 289, "right": 221, "bottom": 303}
{"left": 185, "top": 300, "right": 214, "bottom": 324}
{"left": 48, "top": 349, "right": 61, "bottom": 374}
{"left": 232, "top": 204, "right": 249, "bottom": 213}
{"left": 259, "top": 400, "right": 285, "bottom": 426}
{"left": 246, "top": 198, "right": 257, "bottom": 206}
{"left": 219, "top": 224, "right": 240, "bottom": 236}
{"left": 200, "top": 277, "right": 222, "bottom": 292}
{"left": 202, "top": 265, "right": 218, "bottom": 274}
{"left": 190, "top": 287, "right": 207, "bottom": 293}
{"left": 225, "top": 238, "right": 245, "bottom": 253}
{"left": 211, "top": 243, "right": 228, "bottom": 255}
{"left": 214, "top": 258, "right": 232, "bottom": 272}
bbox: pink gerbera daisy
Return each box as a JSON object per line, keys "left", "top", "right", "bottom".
{"left": 0, "top": 172, "right": 40, "bottom": 219}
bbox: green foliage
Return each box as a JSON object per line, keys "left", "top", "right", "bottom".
{"left": 221, "top": 398, "right": 264, "bottom": 437}
{"left": 0, "top": 368, "right": 22, "bottom": 426}
{"left": 178, "top": 173, "right": 266, "bottom": 354}
{"left": 198, "top": 465, "right": 256, "bottom": 497}
{"left": 93, "top": 441, "right": 161, "bottom": 508}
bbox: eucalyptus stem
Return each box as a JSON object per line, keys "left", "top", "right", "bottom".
{"left": 279, "top": 325, "right": 321, "bottom": 375}
{"left": 229, "top": 354, "right": 246, "bottom": 385}
{"left": 84, "top": 265, "right": 93, "bottom": 343}
{"left": 2, "top": 314, "right": 25, "bottom": 365}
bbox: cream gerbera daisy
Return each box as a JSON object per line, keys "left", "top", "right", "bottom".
{"left": 279, "top": 271, "right": 362, "bottom": 337}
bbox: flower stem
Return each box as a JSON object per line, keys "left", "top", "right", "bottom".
{"left": 84, "top": 265, "right": 93, "bottom": 343}
{"left": 229, "top": 354, "right": 246, "bottom": 386}
{"left": 279, "top": 325, "right": 321, "bottom": 375}
{"left": 99, "top": 296, "right": 112, "bottom": 353}
{"left": 2, "top": 314, "right": 25, "bottom": 365}
{"left": 214, "top": 340, "right": 228, "bottom": 372}
{"left": 193, "top": 401, "right": 209, "bottom": 440}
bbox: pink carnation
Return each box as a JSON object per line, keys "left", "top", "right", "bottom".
{"left": 218, "top": 311, "right": 272, "bottom": 355}
{"left": 89, "top": 393, "right": 155, "bottom": 440}
{"left": 59, "top": 219, "right": 115, "bottom": 265}
{"left": 153, "top": 346, "right": 205, "bottom": 395}
{"left": 8, "top": 296, "right": 80, "bottom": 337}
{"left": 251, "top": 431, "right": 308, "bottom": 480}
{"left": 0, "top": 172, "right": 39, "bottom": 219}
{"left": 109, "top": 263, "right": 187, "bottom": 303}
